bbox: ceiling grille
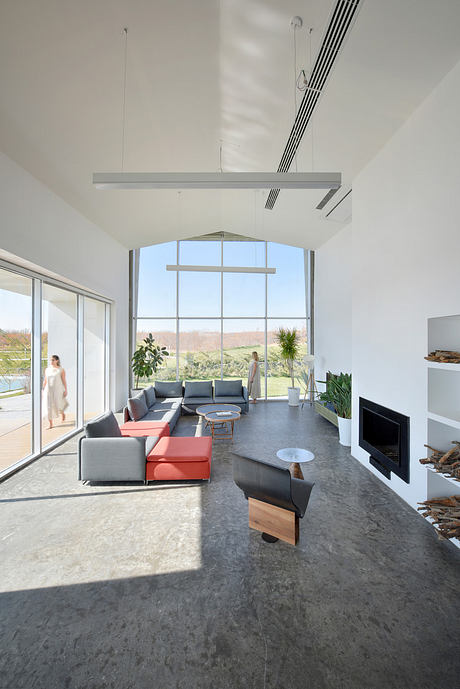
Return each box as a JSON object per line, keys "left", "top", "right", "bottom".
{"left": 265, "top": 0, "right": 362, "bottom": 210}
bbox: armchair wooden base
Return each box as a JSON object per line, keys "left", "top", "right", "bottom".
{"left": 248, "top": 498, "right": 299, "bottom": 545}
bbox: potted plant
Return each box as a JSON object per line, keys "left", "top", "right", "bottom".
{"left": 318, "top": 372, "right": 352, "bottom": 446}
{"left": 275, "top": 327, "right": 301, "bottom": 406}
{"left": 131, "top": 333, "right": 169, "bottom": 392}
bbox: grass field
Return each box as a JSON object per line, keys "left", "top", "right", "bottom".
{"left": 141, "top": 342, "right": 307, "bottom": 397}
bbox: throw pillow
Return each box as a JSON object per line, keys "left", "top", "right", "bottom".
{"left": 144, "top": 385, "right": 156, "bottom": 407}
{"left": 128, "top": 394, "right": 148, "bottom": 421}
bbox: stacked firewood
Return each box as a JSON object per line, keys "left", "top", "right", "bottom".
{"left": 419, "top": 442, "right": 460, "bottom": 481}
{"left": 425, "top": 350, "right": 460, "bottom": 363}
{"left": 417, "top": 496, "right": 460, "bottom": 540}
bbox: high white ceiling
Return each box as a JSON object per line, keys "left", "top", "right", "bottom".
{"left": 1, "top": 0, "right": 460, "bottom": 250}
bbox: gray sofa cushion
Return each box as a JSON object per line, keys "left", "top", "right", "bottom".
{"left": 142, "top": 409, "right": 168, "bottom": 421}
{"left": 214, "top": 396, "right": 246, "bottom": 405}
{"left": 144, "top": 385, "right": 156, "bottom": 407}
{"left": 151, "top": 398, "right": 182, "bottom": 411}
{"left": 127, "top": 393, "right": 148, "bottom": 421}
{"left": 214, "top": 380, "right": 242, "bottom": 397}
{"left": 163, "top": 406, "right": 181, "bottom": 432}
{"left": 184, "top": 380, "right": 213, "bottom": 399}
{"left": 85, "top": 411, "right": 122, "bottom": 438}
{"left": 182, "top": 397, "right": 213, "bottom": 406}
{"left": 145, "top": 436, "right": 160, "bottom": 455}
{"left": 155, "top": 381, "right": 183, "bottom": 398}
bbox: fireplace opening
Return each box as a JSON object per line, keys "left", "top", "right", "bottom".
{"left": 359, "top": 398, "right": 410, "bottom": 483}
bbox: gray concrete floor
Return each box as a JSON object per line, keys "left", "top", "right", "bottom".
{"left": 0, "top": 402, "right": 459, "bottom": 689}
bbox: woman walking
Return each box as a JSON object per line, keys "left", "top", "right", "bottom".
{"left": 247, "top": 351, "right": 261, "bottom": 404}
{"left": 42, "top": 355, "right": 69, "bottom": 429}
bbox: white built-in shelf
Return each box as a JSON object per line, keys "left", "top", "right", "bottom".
{"left": 425, "top": 314, "right": 460, "bottom": 549}
{"left": 426, "top": 466, "right": 460, "bottom": 489}
{"left": 427, "top": 411, "right": 460, "bottom": 429}
{"left": 426, "top": 360, "right": 460, "bottom": 371}
{"left": 423, "top": 515, "right": 460, "bottom": 550}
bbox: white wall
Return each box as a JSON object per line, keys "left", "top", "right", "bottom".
{"left": 351, "top": 59, "right": 460, "bottom": 508}
{"left": 315, "top": 223, "right": 352, "bottom": 385}
{"left": 0, "top": 152, "right": 129, "bottom": 411}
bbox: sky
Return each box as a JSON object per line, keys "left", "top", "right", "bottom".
{"left": 137, "top": 240, "right": 307, "bottom": 330}
{"left": 0, "top": 240, "right": 307, "bottom": 332}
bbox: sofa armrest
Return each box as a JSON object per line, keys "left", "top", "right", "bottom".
{"left": 79, "top": 436, "right": 146, "bottom": 481}
{"left": 242, "top": 386, "right": 249, "bottom": 403}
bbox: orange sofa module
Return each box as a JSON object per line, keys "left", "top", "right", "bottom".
{"left": 119, "top": 420, "right": 170, "bottom": 439}
{"left": 146, "top": 436, "right": 212, "bottom": 482}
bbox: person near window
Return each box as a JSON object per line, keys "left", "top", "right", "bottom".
{"left": 42, "top": 355, "right": 69, "bottom": 429}
{"left": 247, "top": 351, "right": 261, "bottom": 404}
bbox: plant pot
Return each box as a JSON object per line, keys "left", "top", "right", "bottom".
{"left": 337, "top": 417, "right": 351, "bottom": 447}
{"left": 288, "top": 387, "right": 300, "bottom": 406}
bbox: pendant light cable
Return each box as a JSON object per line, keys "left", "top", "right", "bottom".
{"left": 309, "top": 28, "right": 314, "bottom": 171}
{"left": 293, "top": 23, "right": 299, "bottom": 173}
{"left": 121, "top": 28, "right": 128, "bottom": 171}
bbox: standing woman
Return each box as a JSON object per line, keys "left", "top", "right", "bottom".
{"left": 43, "top": 355, "right": 69, "bottom": 429}
{"left": 247, "top": 351, "right": 261, "bottom": 404}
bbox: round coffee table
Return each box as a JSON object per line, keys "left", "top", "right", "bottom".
{"left": 196, "top": 403, "right": 241, "bottom": 419}
{"left": 204, "top": 409, "right": 240, "bottom": 441}
{"left": 276, "top": 447, "right": 314, "bottom": 479}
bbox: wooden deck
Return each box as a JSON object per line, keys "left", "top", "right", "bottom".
{"left": 0, "top": 415, "right": 76, "bottom": 472}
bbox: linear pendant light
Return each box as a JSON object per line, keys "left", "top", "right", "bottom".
{"left": 92, "top": 172, "right": 341, "bottom": 190}
{"left": 166, "top": 265, "right": 276, "bottom": 274}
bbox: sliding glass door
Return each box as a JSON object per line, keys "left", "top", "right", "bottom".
{"left": 0, "top": 262, "right": 111, "bottom": 479}
{"left": 42, "top": 284, "right": 78, "bottom": 446}
{"left": 0, "top": 269, "right": 33, "bottom": 472}
{"left": 84, "top": 297, "right": 107, "bottom": 421}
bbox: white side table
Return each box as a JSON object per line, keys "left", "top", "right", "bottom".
{"left": 277, "top": 447, "right": 315, "bottom": 480}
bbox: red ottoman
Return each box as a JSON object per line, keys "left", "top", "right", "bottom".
{"left": 120, "top": 421, "right": 170, "bottom": 439}
{"left": 146, "top": 436, "right": 212, "bottom": 482}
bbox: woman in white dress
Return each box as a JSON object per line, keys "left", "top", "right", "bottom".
{"left": 247, "top": 351, "right": 261, "bottom": 404}
{"left": 42, "top": 355, "right": 69, "bottom": 429}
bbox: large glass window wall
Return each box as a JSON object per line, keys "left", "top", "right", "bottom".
{"left": 135, "top": 237, "right": 309, "bottom": 399}
{"left": 0, "top": 262, "right": 110, "bottom": 478}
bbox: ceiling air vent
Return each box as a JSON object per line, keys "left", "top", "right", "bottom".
{"left": 324, "top": 188, "right": 352, "bottom": 223}
{"left": 266, "top": 0, "right": 362, "bottom": 210}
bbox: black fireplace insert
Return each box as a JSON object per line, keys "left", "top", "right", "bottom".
{"left": 359, "top": 398, "right": 410, "bottom": 483}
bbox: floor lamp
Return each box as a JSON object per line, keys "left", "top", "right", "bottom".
{"left": 302, "top": 355, "right": 318, "bottom": 407}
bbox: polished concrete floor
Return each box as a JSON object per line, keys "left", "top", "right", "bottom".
{"left": 0, "top": 402, "right": 459, "bottom": 689}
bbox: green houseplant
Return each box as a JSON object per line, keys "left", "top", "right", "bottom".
{"left": 318, "top": 372, "right": 352, "bottom": 446}
{"left": 275, "top": 327, "right": 301, "bottom": 406}
{"left": 131, "top": 334, "right": 169, "bottom": 390}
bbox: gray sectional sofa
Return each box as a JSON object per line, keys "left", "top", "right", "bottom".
{"left": 79, "top": 411, "right": 157, "bottom": 482}
{"left": 124, "top": 381, "right": 183, "bottom": 431}
{"left": 123, "top": 379, "right": 249, "bottom": 426}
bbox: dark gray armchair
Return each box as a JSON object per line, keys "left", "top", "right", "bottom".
{"left": 232, "top": 453, "right": 314, "bottom": 545}
{"left": 79, "top": 411, "right": 158, "bottom": 483}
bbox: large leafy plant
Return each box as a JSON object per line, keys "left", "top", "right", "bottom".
{"left": 275, "top": 327, "right": 300, "bottom": 388}
{"left": 132, "top": 334, "right": 169, "bottom": 388}
{"left": 318, "top": 371, "right": 352, "bottom": 419}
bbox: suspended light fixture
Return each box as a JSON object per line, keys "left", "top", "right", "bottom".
{"left": 92, "top": 27, "right": 341, "bottom": 193}
{"left": 93, "top": 171, "right": 341, "bottom": 190}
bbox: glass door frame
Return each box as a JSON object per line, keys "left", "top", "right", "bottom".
{"left": 0, "top": 258, "right": 112, "bottom": 481}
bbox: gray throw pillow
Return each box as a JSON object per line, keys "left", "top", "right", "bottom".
{"left": 85, "top": 411, "right": 122, "bottom": 438}
{"left": 127, "top": 394, "right": 148, "bottom": 421}
{"left": 184, "top": 380, "right": 212, "bottom": 399}
{"left": 154, "top": 381, "right": 183, "bottom": 398}
{"left": 144, "top": 385, "right": 156, "bottom": 407}
{"left": 214, "top": 379, "right": 242, "bottom": 397}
